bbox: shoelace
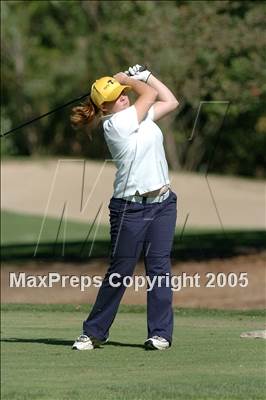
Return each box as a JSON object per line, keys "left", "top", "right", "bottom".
{"left": 77, "top": 335, "right": 90, "bottom": 342}
{"left": 152, "top": 336, "right": 167, "bottom": 342}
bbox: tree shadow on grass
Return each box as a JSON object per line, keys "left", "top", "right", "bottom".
{"left": 1, "top": 338, "right": 145, "bottom": 349}
{"left": 2, "top": 230, "right": 265, "bottom": 262}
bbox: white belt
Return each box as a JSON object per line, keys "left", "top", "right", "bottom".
{"left": 122, "top": 189, "right": 170, "bottom": 204}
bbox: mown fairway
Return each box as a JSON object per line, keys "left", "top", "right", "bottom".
{"left": 1, "top": 305, "right": 265, "bottom": 400}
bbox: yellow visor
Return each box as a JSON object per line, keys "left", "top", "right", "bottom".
{"left": 90, "top": 76, "right": 131, "bottom": 108}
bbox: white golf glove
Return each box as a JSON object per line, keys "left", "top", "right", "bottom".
{"left": 125, "top": 64, "right": 152, "bottom": 83}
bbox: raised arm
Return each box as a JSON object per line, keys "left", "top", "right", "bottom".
{"left": 125, "top": 65, "right": 179, "bottom": 121}
{"left": 146, "top": 74, "right": 179, "bottom": 121}
{"left": 113, "top": 72, "right": 158, "bottom": 124}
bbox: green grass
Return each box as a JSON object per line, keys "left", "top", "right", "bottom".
{"left": 1, "top": 209, "right": 219, "bottom": 246}
{"left": 1, "top": 209, "right": 111, "bottom": 244}
{"left": 1, "top": 209, "right": 266, "bottom": 261}
{"left": 1, "top": 304, "right": 266, "bottom": 400}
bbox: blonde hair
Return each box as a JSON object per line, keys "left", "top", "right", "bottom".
{"left": 70, "top": 97, "right": 102, "bottom": 139}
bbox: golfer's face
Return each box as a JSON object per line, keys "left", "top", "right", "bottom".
{"left": 103, "top": 90, "right": 130, "bottom": 114}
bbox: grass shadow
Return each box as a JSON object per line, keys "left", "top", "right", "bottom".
{"left": 0, "top": 338, "right": 73, "bottom": 346}
{"left": 105, "top": 340, "right": 144, "bottom": 349}
{"left": 1, "top": 337, "right": 145, "bottom": 349}
{"left": 1, "top": 230, "right": 265, "bottom": 262}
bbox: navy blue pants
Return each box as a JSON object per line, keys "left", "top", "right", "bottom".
{"left": 83, "top": 189, "right": 177, "bottom": 345}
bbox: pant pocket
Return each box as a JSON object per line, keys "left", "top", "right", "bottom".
{"left": 170, "top": 190, "right": 177, "bottom": 201}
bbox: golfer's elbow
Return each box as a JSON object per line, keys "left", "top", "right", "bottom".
{"left": 165, "top": 92, "right": 179, "bottom": 110}
{"left": 174, "top": 99, "right": 179, "bottom": 108}
{"left": 169, "top": 99, "right": 179, "bottom": 111}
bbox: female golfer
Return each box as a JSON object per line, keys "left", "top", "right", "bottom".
{"left": 71, "top": 64, "right": 179, "bottom": 350}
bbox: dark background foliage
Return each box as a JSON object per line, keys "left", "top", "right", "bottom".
{"left": 1, "top": 0, "right": 265, "bottom": 177}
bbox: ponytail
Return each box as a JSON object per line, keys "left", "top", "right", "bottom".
{"left": 70, "top": 97, "right": 102, "bottom": 138}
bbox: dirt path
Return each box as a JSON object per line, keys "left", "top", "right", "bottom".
{"left": 2, "top": 253, "right": 265, "bottom": 309}
{"left": 1, "top": 158, "right": 265, "bottom": 229}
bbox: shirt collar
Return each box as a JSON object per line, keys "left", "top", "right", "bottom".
{"left": 101, "top": 113, "right": 114, "bottom": 122}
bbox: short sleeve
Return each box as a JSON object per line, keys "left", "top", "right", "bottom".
{"left": 103, "top": 105, "right": 139, "bottom": 138}
{"left": 146, "top": 105, "right": 155, "bottom": 121}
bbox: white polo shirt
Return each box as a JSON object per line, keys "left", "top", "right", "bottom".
{"left": 102, "top": 105, "right": 170, "bottom": 198}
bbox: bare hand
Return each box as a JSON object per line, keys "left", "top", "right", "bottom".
{"left": 113, "top": 72, "right": 129, "bottom": 85}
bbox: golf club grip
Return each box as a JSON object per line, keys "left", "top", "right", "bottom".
{"left": 125, "top": 65, "right": 147, "bottom": 76}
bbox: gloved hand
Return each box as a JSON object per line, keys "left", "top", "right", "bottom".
{"left": 125, "top": 64, "right": 152, "bottom": 83}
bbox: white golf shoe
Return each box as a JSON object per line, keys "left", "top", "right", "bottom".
{"left": 144, "top": 336, "right": 170, "bottom": 350}
{"left": 72, "top": 334, "right": 108, "bottom": 350}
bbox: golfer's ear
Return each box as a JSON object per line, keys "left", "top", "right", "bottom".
{"left": 100, "top": 103, "right": 108, "bottom": 113}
